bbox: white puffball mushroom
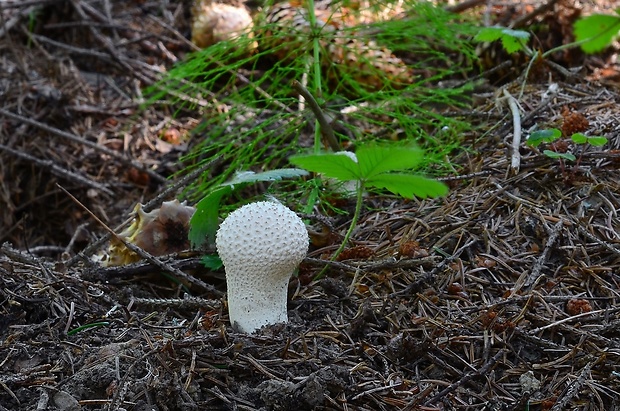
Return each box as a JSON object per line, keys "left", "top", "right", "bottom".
{"left": 216, "top": 201, "right": 309, "bottom": 333}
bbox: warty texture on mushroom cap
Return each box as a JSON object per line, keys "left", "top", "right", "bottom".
{"left": 215, "top": 200, "right": 309, "bottom": 332}
{"left": 216, "top": 201, "right": 308, "bottom": 279}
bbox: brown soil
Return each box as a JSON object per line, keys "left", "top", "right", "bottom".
{"left": 1, "top": 1, "right": 620, "bottom": 410}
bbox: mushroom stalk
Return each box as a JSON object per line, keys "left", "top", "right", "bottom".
{"left": 216, "top": 201, "right": 309, "bottom": 333}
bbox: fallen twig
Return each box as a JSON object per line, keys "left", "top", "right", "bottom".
{"left": 423, "top": 349, "right": 506, "bottom": 406}
{"left": 550, "top": 362, "right": 592, "bottom": 411}
{"left": 502, "top": 88, "right": 522, "bottom": 174}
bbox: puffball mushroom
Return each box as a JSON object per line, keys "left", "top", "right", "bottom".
{"left": 216, "top": 201, "right": 309, "bottom": 333}
{"left": 191, "top": 0, "right": 257, "bottom": 53}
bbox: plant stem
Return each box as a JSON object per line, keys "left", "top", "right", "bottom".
{"left": 304, "top": 0, "right": 325, "bottom": 153}
{"left": 314, "top": 181, "right": 364, "bottom": 279}
{"left": 291, "top": 80, "right": 339, "bottom": 152}
{"left": 305, "top": 0, "right": 322, "bottom": 97}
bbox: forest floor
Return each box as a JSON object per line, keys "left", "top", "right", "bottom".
{"left": 1, "top": 0, "right": 620, "bottom": 410}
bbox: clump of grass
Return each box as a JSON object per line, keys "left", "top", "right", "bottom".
{"left": 145, "top": 0, "right": 478, "bottom": 201}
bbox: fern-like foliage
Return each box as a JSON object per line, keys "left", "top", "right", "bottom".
{"left": 145, "top": 0, "right": 478, "bottom": 201}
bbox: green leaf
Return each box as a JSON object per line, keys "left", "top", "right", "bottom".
{"left": 501, "top": 28, "right": 531, "bottom": 40}
{"left": 474, "top": 27, "right": 505, "bottom": 42}
{"left": 200, "top": 254, "right": 223, "bottom": 270}
{"left": 570, "top": 133, "right": 588, "bottom": 144}
{"left": 355, "top": 144, "right": 424, "bottom": 179}
{"left": 574, "top": 14, "right": 620, "bottom": 53}
{"left": 224, "top": 168, "right": 309, "bottom": 186}
{"left": 500, "top": 29, "right": 530, "bottom": 53}
{"left": 289, "top": 153, "right": 360, "bottom": 181}
{"left": 543, "top": 150, "right": 576, "bottom": 161}
{"left": 189, "top": 186, "right": 232, "bottom": 248}
{"left": 527, "top": 129, "right": 561, "bottom": 147}
{"left": 474, "top": 26, "right": 530, "bottom": 53}
{"left": 587, "top": 136, "right": 608, "bottom": 146}
{"left": 571, "top": 133, "right": 608, "bottom": 146}
{"left": 367, "top": 173, "right": 448, "bottom": 199}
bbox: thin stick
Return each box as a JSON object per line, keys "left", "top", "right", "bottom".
{"left": 528, "top": 307, "right": 609, "bottom": 334}
{"left": 291, "top": 80, "right": 340, "bottom": 152}
{"left": 502, "top": 88, "right": 522, "bottom": 174}
{"left": 576, "top": 225, "right": 620, "bottom": 258}
{"left": 550, "top": 362, "right": 592, "bottom": 411}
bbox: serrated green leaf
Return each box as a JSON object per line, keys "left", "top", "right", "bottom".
{"left": 528, "top": 129, "right": 561, "bottom": 147}
{"left": 543, "top": 150, "right": 576, "bottom": 161}
{"left": 474, "top": 27, "right": 505, "bottom": 42}
{"left": 367, "top": 173, "right": 448, "bottom": 199}
{"left": 500, "top": 29, "right": 530, "bottom": 54}
{"left": 474, "top": 26, "right": 529, "bottom": 53}
{"left": 189, "top": 186, "right": 232, "bottom": 248}
{"left": 289, "top": 153, "right": 360, "bottom": 181}
{"left": 570, "top": 133, "right": 588, "bottom": 144}
{"left": 501, "top": 35, "right": 526, "bottom": 53}
{"left": 355, "top": 144, "right": 424, "bottom": 179}
{"left": 574, "top": 14, "right": 620, "bottom": 53}
{"left": 501, "top": 28, "right": 531, "bottom": 40}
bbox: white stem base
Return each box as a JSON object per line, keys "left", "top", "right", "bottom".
{"left": 227, "top": 280, "right": 289, "bottom": 333}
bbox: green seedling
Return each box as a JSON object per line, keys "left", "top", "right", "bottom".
{"left": 189, "top": 168, "right": 308, "bottom": 249}
{"left": 474, "top": 15, "right": 620, "bottom": 97}
{"left": 475, "top": 12, "right": 620, "bottom": 58}
{"left": 474, "top": 27, "right": 531, "bottom": 54}
{"left": 527, "top": 128, "right": 608, "bottom": 179}
{"left": 290, "top": 143, "right": 448, "bottom": 270}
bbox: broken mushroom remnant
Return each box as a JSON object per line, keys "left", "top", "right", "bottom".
{"left": 105, "top": 200, "right": 195, "bottom": 266}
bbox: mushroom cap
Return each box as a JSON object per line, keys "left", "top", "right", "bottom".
{"left": 215, "top": 201, "right": 309, "bottom": 332}
{"left": 191, "top": 0, "right": 256, "bottom": 51}
{"left": 216, "top": 201, "right": 308, "bottom": 284}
